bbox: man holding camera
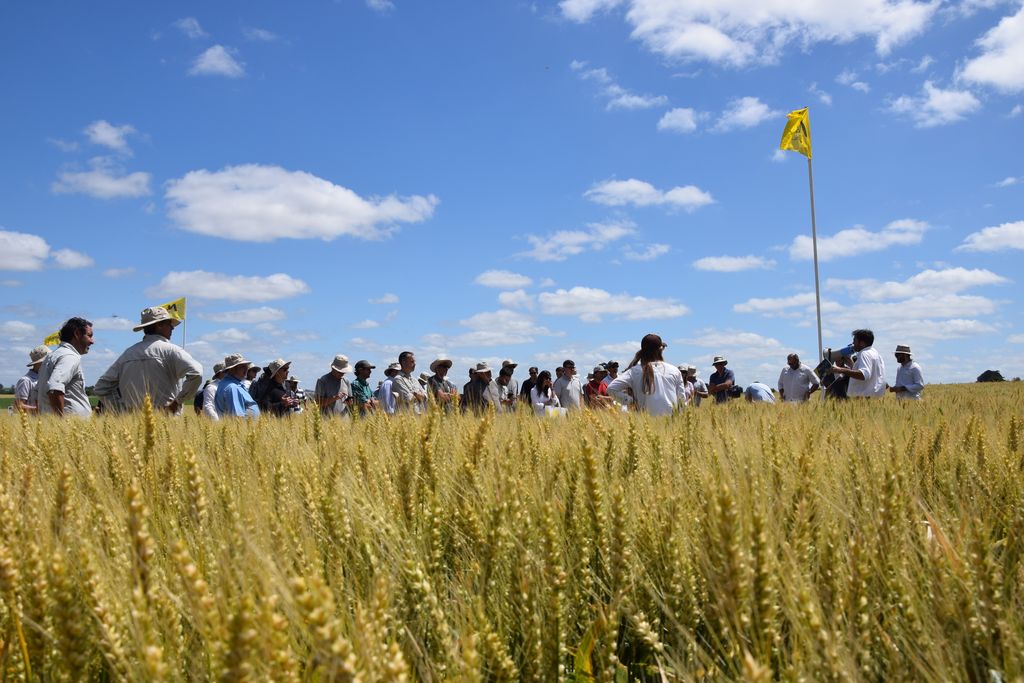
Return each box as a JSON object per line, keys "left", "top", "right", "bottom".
{"left": 830, "top": 329, "right": 886, "bottom": 398}
{"left": 316, "top": 354, "right": 354, "bottom": 417}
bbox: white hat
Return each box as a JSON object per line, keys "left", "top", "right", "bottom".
{"left": 385, "top": 362, "right": 402, "bottom": 376}
{"left": 501, "top": 359, "right": 518, "bottom": 369}
{"left": 895, "top": 344, "right": 912, "bottom": 355}
{"left": 430, "top": 357, "right": 453, "bottom": 372}
{"left": 475, "top": 361, "right": 493, "bottom": 374}
{"left": 331, "top": 354, "right": 352, "bottom": 373}
{"left": 133, "top": 306, "right": 181, "bottom": 332}
{"left": 267, "top": 358, "right": 291, "bottom": 375}
{"left": 27, "top": 345, "right": 49, "bottom": 367}
{"left": 712, "top": 356, "right": 728, "bottom": 366}
{"left": 222, "top": 353, "right": 252, "bottom": 371}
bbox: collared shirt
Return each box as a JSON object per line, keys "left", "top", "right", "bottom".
{"left": 15, "top": 369, "right": 39, "bottom": 408}
{"left": 215, "top": 374, "right": 260, "bottom": 418}
{"left": 553, "top": 374, "right": 583, "bottom": 410}
{"left": 607, "top": 362, "right": 686, "bottom": 417}
{"left": 94, "top": 334, "right": 203, "bottom": 411}
{"left": 392, "top": 372, "right": 426, "bottom": 413}
{"left": 464, "top": 377, "right": 501, "bottom": 413}
{"left": 895, "top": 360, "right": 925, "bottom": 400}
{"left": 351, "top": 377, "right": 375, "bottom": 405}
{"left": 745, "top": 382, "right": 776, "bottom": 403}
{"left": 428, "top": 374, "right": 457, "bottom": 412}
{"left": 778, "top": 364, "right": 820, "bottom": 402}
{"left": 519, "top": 377, "right": 536, "bottom": 400}
{"left": 202, "top": 379, "right": 220, "bottom": 420}
{"left": 848, "top": 346, "right": 887, "bottom": 398}
{"left": 708, "top": 369, "right": 736, "bottom": 404}
{"left": 36, "top": 343, "right": 91, "bottom": 418}
{"left": 378, "top": 377, "right": 397, "bottom": 414}
{"left": 690, "top": 378, "right": 707, "bottom": 406}
{"left": 315, "top": 372, "right": 351, "bottom": 417}
{"left": 584, "top": 379, "right": 608, "bottom": 406}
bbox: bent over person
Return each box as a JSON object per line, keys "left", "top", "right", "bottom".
{"left": 94, "top": 306, "right": 203, "bottom": 413}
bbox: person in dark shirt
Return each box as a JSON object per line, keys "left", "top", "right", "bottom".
{"left": 260, "top": 358, "right": 297, "bottom": 416}
{"left": 708, "top": 356, "right": 736, "bottom": 404}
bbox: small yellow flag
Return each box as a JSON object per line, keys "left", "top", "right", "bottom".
{"left": 158, "top": 297, "right": 187, "bottom": 321}
{"left": 780, "top": 107, "right": 812, "bottom": 159}
{"left": 44, "top": 331, "right": 61, "bottom": 346}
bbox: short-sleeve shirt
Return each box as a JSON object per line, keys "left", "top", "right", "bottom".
{"left": 36, "top": 343, "right": 91, "bottom": 418}
{"left": 315, "top": 372, "right": 351, "bottom": 416}
{"left": 553, "top": 375, "right": 583, "bottom": 410}
{"left": 745, "top": 382, "right": 776, "bottom": 403}
{"left": 778, "top": 364, "right": 820, "bottom": 402}
{"left": 709, "top": 368, "right": 736, "bottom": 404}
{"left": 848, "top": 347, "right": 886, "bottom": 398}
{"left": 15, "top": 370, "right": 39, "bottom": 408}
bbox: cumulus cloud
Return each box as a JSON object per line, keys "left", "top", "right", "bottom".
{"left": 836, "top": 69, "right": 871, "bottom": 92}
{"left": 538, "top": 286, "right": 688, "bottom": 322}
{"left": 570, "top": 60, "right": 668, "bottom": 110}
{"left": 352, "top": 319, "right": 381, "bottom": 329}
{"left": 658, "top": 107, "right": 699, "bottom": 133}
{"left": 189, "top": 45, "right": 245, "bottom": 78}
{"left": 174, "top": 17, "right": 208, "bottom": 39}
{"left": 888, "top": 81, "right": 982, "bottom": 127}
{"left": 0, "top": 320, "right": 36, "bottom": 339}
{"left": 91, "top": 317, "right": 136, "bottom": 331}
{"left": 789, "top": 218, "right": 928, "bottom": 261}
{"left": 369, "top": 293, "right": 400, "bottom": 304}
{"left": 475, "top": 270, "right": 534, "bottom": 289}
{"left": 734, "top": 292, "right": 819, "bottom": 314}
{"left": 957, "top": 220, "right": 1024, "bottom": 252}
{"left": 520, "top": 219, "right": 636, "bottom": 262}
{"left": 147, "top": 271, "right": 311, "bottom": 302}
{"left": 560, "top": 0, "right": 937, "bottom": 67}
{"left": 103, "top": 267, "right": 135, "bottom": 278}
{"left": 52, "top": 157, "right": 151, "bottom": 199}
{"left": 498, "top": 289, "right": 535, "bottom": 309}
{"left": 52, "top": 249, "right": 94, "bottom": 269}
{"left": 623, "top": 243, "right": 670, "bottom": 261}
{"left": 199, "top": 307, "right": 286, "bottom": 324}
{"left": 584, "top": 178, "right": 714, "bottom": 211}
{"left": 996, "top": 176, "right": 1019, "bottom": 187}
{"left": 694, "top": 255, "right": 776, "bottom": 271}
{"left": 200, "top": 328, "right": 252, "bottom": 344}
{"left": 826, "top": 267, "right": 1009, "bottom": 300}
{"left": 422, "top": 309, "right": 559, "bottom": 347}
{"left": 959, "top": 4, "right": 1024, "bottom": 93}
{"left": 165, "top": 164, "right": 438, "bottom": 242}
{"left": 713, "top": 97, "right": 780, "bottom": 131}
{"left": 0, "top": 229, "right": 51, "bottom": 271}
{"left": 84, "top": 120, "right": 137, "bottom": 154}
{"left": 1009, "top": 333, "right": 1024, "bottom": 344}
{"left": 243, "top": 27, "right": 279, "bottom": 41}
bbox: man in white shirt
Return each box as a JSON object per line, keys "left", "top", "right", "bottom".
{"left": 14, "top": 345, "right": 49, "bottom": 414}
{"left": 889, "top": 344, "right": 925, "bottom": 400}
{"left": 831, "top": 329, "right": 886, "bottom": 398}
{"left": 778, "top": 353, "right": 820, "bottom": 402}
{"left": 37, "top": 317, "right": 95, "bottom": 418}
{"left": 201, "top": 362, "right": 226, "bottom": 419}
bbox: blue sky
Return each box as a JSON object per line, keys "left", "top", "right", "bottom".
{"left": 2, "top": 0, "right": 1023, "bottom": 389}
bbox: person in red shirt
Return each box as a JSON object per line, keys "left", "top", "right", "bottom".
{"left": 584, "top": 365, "right": 614, "bottom": 409}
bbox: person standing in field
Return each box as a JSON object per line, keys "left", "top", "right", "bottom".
{"left": 14, "top": 345, "right": 49, "bottom": 414}
{"left": 215, "top": 353, "right": 260, "bottom": 418}
{"left": 500, "top": 360, "right": 519, "bottom": 398}
{"left": 584, "top": 365, "right": 613, "bottom": 409}
{"left": 519, "top": 366, "right": 539, "bottom": 404}
{"left": 260, "top": 358, "right": 298, "bottom": 416}
{"left": 608, "top": 334, "right": 686, "bottom": 416}
{"left": 392, "top": 351, "right": 428, "bottom": 414}
{"left": 350, "top": 361, "right": 378, "bottom": 415}
{"left": 686, "top": 366, "right": 708, "bottom": 406}
{"left": 427, "top": 357, "right": 457, "bottom": 409}
{"left": 242, "top": 365, "right": 259, "bottom": 391}
{"left": 496, "top": 366, "right": 518, "bottom": 412}
{"left": 831, "top": 329, "right": 886, "bottom": 398}
{"left": 600, "top": 361, "right": 619, "bottom": 390}
{"left": 377, "top": 362, "right": 401, "bottom": 415}
{"left": 36, "top": 317, "right": 94, "bottom": 418}
{"left": 463, "top": 362, "right": 500, "bottom": 413}
{"left": 553, "top": 359, "right": 583, "bottom": 411}
{"left": 286, "top": 377, "right": 306, "bottom": 413}
{"left": 201, "top": 362, "right": 226, "bottom": 420}
{"left": 316, "top": 355, "right": 354, "bottom": 417}
{"left": 530, "top": 370, "right": 561, "bottom": 415}
{"left": 707, "top": 356, "right": 735, "bottom": 404}
{"left": 94, "top": 306, "right": 203, "bottom": 413}
{"left": 778, "top": 353, "right": 820, "bottom": 402}
{"left": 889, "top": 344, "right": 925, "bottom": 400}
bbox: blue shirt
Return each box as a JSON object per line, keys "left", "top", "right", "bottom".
{"left": 377, "top": 377, "right": 396, "bottom": 415}
{"left": 745, "top": 382, "right": 776, "bottom": 403}
{"left": 894, "top": 361, "right": 925, "bottom": 400}
{"left": 709, "top": 368, "right": 735, "bottom": 403}
{"left": 215, "top": 374, "right": 260, "bottom": 418}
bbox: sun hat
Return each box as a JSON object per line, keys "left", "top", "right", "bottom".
{"left": 384, "top": 362, "right": 401, "bottom": 376}
{"left": 133, "top": 306, "right": 181, "bottom": 332}
{"left": 287, "top": 376, "right": 300, "bottom": 384}
{"left": 27, "top": 345, "right": 49, "bottom": 367}
{"left": 686, "top": 365, "right": 697, "bottom": 375}
{"left": 267, "top": 358, "right": 291, "bottom": 376}
{"left": 604, "top": 360, "right": 619, "bottom": 368}
{"left": 430, "top": 357, "right": 453, "bottom": 372}
{"left": 712, "top": 356, "right": 728, "bottom": 366}
{"left": 355, "top": 360, "right": 375, "bottom": 371}
{"left": 592, "top": 364, "right": 607, "bottom": 375}
{"left": 222, "top": 353, "right": 252, "bottom": 371}
{"left": 331, "top": 354, "right": 352, "bottom": 373}
{"left": 475, "top": 361, "right": 493, "bottom": 374}
{"left": 501, "top": 359, "right": 518, "bottom": 369}
{"left": 212, "top": 361, "right": 225, "bottom": 375}
{"left": 418, "top": 372, "right": 431, "bottom": 384}
{"left": 895, "top": 344, "right": 912, "bottom": 355}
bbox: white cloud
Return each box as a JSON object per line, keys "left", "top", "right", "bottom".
{"left": 694, "top": 255, "right": 776, "bottom": 271}
{"left": 996, "top": 176, "right": 1019, "bottom": 187}
{"left": 538, "top": 286, "right": 688, "bottom": 322}
{"left": 498, "top": 289, "right": 535, "bottom": 309}
{"left": 771, "top": 149, "right": 788, "bottom": 162}
{"left": 199, "top": 307, "right": 286, "bottom": 324}
{"left": 888, "top": 81, "right": 981, "bottom": 127}
{"left": 734, "top": 292, "right": 819, "bottom": 314}
{"left": 147, "top": 271, "right": 311, "bottom": 302}
{"left": 48, "top": 138, "right": 80, "bottom": 153}
{"left": 520, "top": 219, "right": 636, "bottom": 261}
{"left": 957, "top": 220, "right": 1024, "bottom": 252}
{"left": 682, "top": 329, "right": 785, "bottom": 349}
{"left": 174, "top": 17, "right": 208, "bottom": 39}
{"left": 912, "top": 55, "right": 934, "bottom": 73}
{"left": 1009, "top": 333, "right": 1024, "bottom": 344}
{"left": 352, "top": 319, "right": 381, "bottom": 329}
{"left": 84, "top": 120, "right": 137, "bottom": 153}
{"left": 369, "top": 293, "right": 400, "bottom": 304}
{"left": 52, "top": 248, "right": 94, "bottom": 269}
{"left": 570, "top": 60, "right": 667, "bottom": 110}
{"left": 836, "top": 69, "right": 871, "bottom": 92}
{"left": 658, "top": 107, "right": 699, "bottom": 133}
{"left": 789, "top": 218, "right": 928, "bottom": 261}
{"left": 624, "top": 243, "right": 670, "bottom": 261}
{"left": 243, "top": 27, "right": 279, "bottom": 41}
{"left": 165, "top": 164, "right": 438, "bottom": 242}
{"left": 561, "top": 0, "right": 936, "bottom": 66}
{"left": 585, "top": 178, "right": 715, "bottom": 211}
{"left": 713, "top": 97, "right": 780, "bottom": 132}
{"left": 475, "top": 270, "right": 534, "bottom": 289}
{"left": 52, "top": 157, "right": 152, "bottom": 199}
{"left": 103, "top": 267, "right": 135, "bottom": 278}
{"left": 91, "top": 317, "right": 135, "bottom": 331}
{"left": 367, "top": 0, "right": 396, "bottom": 12}
{"left": 826, "top": 267, "right": 1010, "bottom": 300}
{"left": 0, "top": 320, "right": 36, "bottom": 339}
{"left": 809, "top": 82, "right": 833, "bottom": 106}
{"left": 1011, "top": 104, "right": 1023, "bottom": 117}
{"left": 0, "top": 229, "right": 51, "bottom": 271}
{"left": 200, "top": 328, "right": 252, "bottom": 344}
{"left": 189, "top": 45, "right": 245, "bottom": 78}
{"left": 423, "top": 309, "right": 559, "bottom": 347}
{"left": 959, "top": 4, "right": 1024, "bottom": 93}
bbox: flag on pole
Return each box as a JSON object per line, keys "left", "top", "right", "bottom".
{"left": 158, "top": 297, "right": 187, "bottom": 321}
{"left": 780, "top": 107, "right": 812, "bottom": 159}
{"left": 43, "top": 331, "right": 61, "bottom": 346}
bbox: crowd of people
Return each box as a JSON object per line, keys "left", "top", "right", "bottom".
{"left": 12, "top": 307, "right": 927, "bottom": 419}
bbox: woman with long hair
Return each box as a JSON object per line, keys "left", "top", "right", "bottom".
{"left": 608, "top": 333, "right": 686, "bottom": 416}
{"left": 529, "top": 370, "right": 561, "bottom": 416}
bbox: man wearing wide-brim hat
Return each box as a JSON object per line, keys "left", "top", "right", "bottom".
{"left": 463, "top": 361, "right": 500, "bottom": 413}
{"left": 889, "top": 344, "right": 925, "bottom": 400}
{"left": 427, "top": 357, "right": 458, "bottom": 412}
{"left": 200, "top": 361, "right": 226, "bottom": 420}
{"left": 215, "top": 353, "right": 260, "bottom": 418}
{"left": 14, "top": 345, "right": 49, "bottom": 414}
{"left": 94, "top": 306, "right": 203, "bottom": 413}
{"left": 377, "top": 362, "right": 401, "bottom": 415}
{"left": 315, "top": 354, "right": 354, "bottom": 417}
{"left": 707, "top": 355, "right": 735, "bottom": 404}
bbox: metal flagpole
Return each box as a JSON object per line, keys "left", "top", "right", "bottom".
{"left": 807, "top": 157, "right": 824, "bottom": 364}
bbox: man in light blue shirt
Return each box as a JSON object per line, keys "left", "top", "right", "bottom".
{"left": 376, "top": 363, "right": 400, "bottom": 415}
{"left": 744, "top": 382, "right": 777, "bottom": 403}
{"left": 889, "top": 344, "right": 924, "bottom": 400}
{"left": 215, "top": 353, "right": 260, "bottom": 418}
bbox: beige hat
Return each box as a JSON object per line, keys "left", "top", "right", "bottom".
{"left": 331, "top": 354, "right": 352, "bottom": 373}
{"left": 475, "top": 361, "right": 493, "bottom": 374}
{"left": 418, "top": 372, "right": 431, "bottom": 384}
{"left": 430, "top": 357, "right": 453, "bottom": 372}
{"left": 895, "top": 344, "right": 912, "bottom": 355}
{"left": 686, "top": 365, "right": 697, "bottom": 375}
{"left": 501, "top": 359, "right": 517, "bottom": 369}
{"left": 267, "top": 358, "right": 291, "bottom": 375}
{"left": 223, "top": 353, "right": 252, "bottom": 371}
{"left": 385, "top": 362, "right": 402, "bottom": 376}
{"left": 287, "top": 376, "right": 300, "bottom": 384}
{"left": 712, "top": 356, "right": 728, "bottom": 366}
{"left": 133, "top": 306, "right": 181, "bottom": 332}
{"left": 27, "top": 345, "right": 49, "bottom": 367}
{"left": 212, "top": 362, "right": 226, "bottom": 375}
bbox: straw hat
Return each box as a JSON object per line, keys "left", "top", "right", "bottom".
{"left": 474, "top": 361, "right": 493, "bottom": 374}
{"left": 133, "top": 306, "right": 181, "bottom": 332}
{"left": 712, "top": 356, "right": 728, "bottom": 366}
{"left": 27, "top": 345, "right": 49, "bottom": 367}
{"left": 384, "top": 362, "right": 401, "bottom": 376}
{"left": 331, "top": 354, "right": 352, "bottom": 373}
{"left": 212, "top": 362, "right": 226, "bottom": 375}
{"left": 222, "top": 353, "right": 252, "bottom": 371}
{"left": 430, "top": 357, "right": 453, "bottom": 372}
{"left": 267, "top": 358, "right": 291, "bottom": 376}
{"left": 501, "top": 359, "right": 518, "bottom": 369}
{"left": 894, "top": 344, "right": 912, "bottom": 355}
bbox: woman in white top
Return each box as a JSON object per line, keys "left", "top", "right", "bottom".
{"left": 530, "top": 370, "right": 561, "bottom": 416}
{"left": 608, "top": 334, "right": 686, "bottom": 417}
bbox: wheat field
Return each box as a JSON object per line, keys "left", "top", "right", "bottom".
{"left": 1, "top": 383, "right": 1022, "bottom": 682}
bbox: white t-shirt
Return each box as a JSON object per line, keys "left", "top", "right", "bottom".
{"left": 530, "top": 386, "right": 560, "bottom": 416}
{"left": 778, "top": 364, "right": 820, "bottom": 402}
{"left": 606, "top": 362, "right": 686, "bottom": 416}
{"left": 848, "top": 346, "right": 887, "bottom": 398}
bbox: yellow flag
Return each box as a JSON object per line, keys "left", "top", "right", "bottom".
{"left": 44, "top": 331, "right": 61, "bottom": 346}
{"left": 780, "top": 107, "right": 812, "bottom": 159}
{"left": 158, "top": 297, "right": 187, "bottom": 321}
